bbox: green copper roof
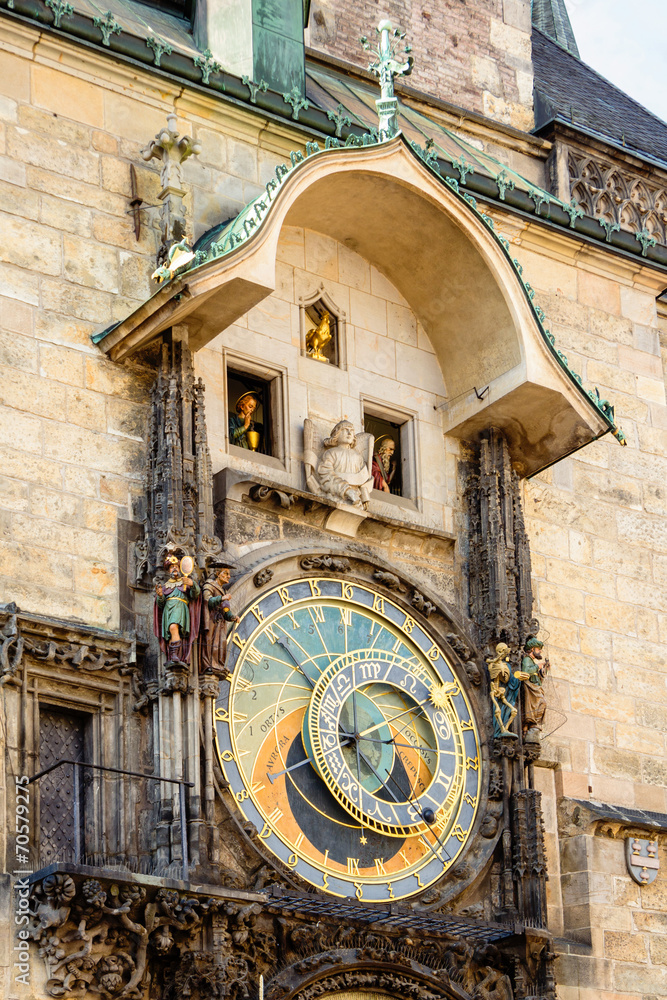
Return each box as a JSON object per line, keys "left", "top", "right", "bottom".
{"left": 531, "top": 0, "right": 580, "bottom": 57}
{"left": 184, "top": 132, "right": 624, "bottom": 446}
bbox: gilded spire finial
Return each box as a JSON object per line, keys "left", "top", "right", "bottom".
{"left": 361, "top": 19, "right": 413, "bottom": 139}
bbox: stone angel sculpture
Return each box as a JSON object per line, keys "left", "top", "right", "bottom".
{"left": 304, "top": 418, "right": 374, "bottom": 509}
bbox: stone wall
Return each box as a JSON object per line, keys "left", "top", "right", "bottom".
{"left": 307, "top": 0, "right": 534, "bottom": 130}
{"left": 504, "top": 224, "right": 667, "bottom": 998}
{"left": 0, "top": 22, "right": 297, "bottom": 629}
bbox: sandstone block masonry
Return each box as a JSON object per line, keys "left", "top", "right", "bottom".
{"left": 0, "top": 25, "right": 292, "bottom": 629}
{"left": 307, "top": 0, "right": 534, "bottom": 130}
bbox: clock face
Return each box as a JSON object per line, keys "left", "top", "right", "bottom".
{"left": 215, "top": 576, "right": 481, "bottom": 902}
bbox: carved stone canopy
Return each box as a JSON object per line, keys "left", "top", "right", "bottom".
{"left": 97, "top": 137, "right": 611, "bottom": 476}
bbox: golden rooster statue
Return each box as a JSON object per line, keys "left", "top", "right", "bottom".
{"left": 306, "top": 311, "right": 333, "bottom": 363}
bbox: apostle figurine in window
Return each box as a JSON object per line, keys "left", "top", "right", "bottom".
{"left": 154, "top": 554, "right": 201, "bottom": 665}
{"left": 200, "top": 563, "right": 240, "bottom": 677}
{"left": 372, "top": 435, "right": 397, "bottom": 493}
{"left": 228, "top": 391, "right": 262, "bottom": 451}
{"left": 304, "top": 418, "right": 374, "bottom": 510}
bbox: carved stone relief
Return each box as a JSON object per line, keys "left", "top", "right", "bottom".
{"left": 303, "top": 418, "right": 374, "bottom": 509}
{"left": 567, "top": 147, "right": 667, "bottom": 245}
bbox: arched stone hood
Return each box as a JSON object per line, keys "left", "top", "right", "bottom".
{"left": 96, "top": 135, "right": 617, "bottom": 476}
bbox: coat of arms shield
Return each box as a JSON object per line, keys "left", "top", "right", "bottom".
{"left": 626, "top": 838, "right": 659, "bottom": 885}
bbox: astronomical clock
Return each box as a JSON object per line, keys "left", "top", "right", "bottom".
{"left": 215, "top": 573, "right": 482, "bottom": 903}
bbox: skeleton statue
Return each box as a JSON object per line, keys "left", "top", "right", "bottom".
{"left": 304, "top": 418, "right": 374, "bottom": 509}
{"left": 486, "top": 642, "right": 520, "bottom": 738}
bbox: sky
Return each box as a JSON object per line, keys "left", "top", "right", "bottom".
{"left": 565, "top": 0, "right": 667, "bottom": 123}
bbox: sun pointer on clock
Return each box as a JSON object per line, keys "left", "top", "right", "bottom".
{"left": 429, "top": 682, "right": 458, "bottom": 709}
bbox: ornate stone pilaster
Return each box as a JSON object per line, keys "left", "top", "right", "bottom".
{"left": 465, "top": 427, "right": 534, "bottom": 651}
{"left": 136, "top": 337, "right": 222, "bottom": 585}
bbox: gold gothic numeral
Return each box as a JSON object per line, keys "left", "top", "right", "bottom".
{"left": 402, "top": 616, "right": 416, "bottom": 634}
{"left": 427, "top": 644, "right": 439, "bottom": 660}
{"left": 231, "top": 634, "right": 246, "bottom": 651}
{"left": 461, "top": 718, "right": 474, "bottom": 731}
{"left": 215, "top": 708, "right": 229, "bottom": 723}
{"left": 466, "top": 756, "right": 479, "bottom": 771}
{"left": 386, "top": 882, "right": 395, "bottom": 899}
{"left": 464, "top": 793, "right": 477, "bottom": 808}
{"left": 278, "top": 587, "right": 294, "bottom": 606}
{"left": 354, "top": 882, "right": 363, "bottom": 899}
{"left": 341, "top": 583, "right": 354, "bottom": 600}
{"left": 250, "top": 604, "right": 264, "bottom": 623}
{"left": 372, "top": 595, "right": 385, "bottom": 615}
{"left": 309, "top": 580, "right": 322, "bottom": 597}
{"left": 219, "top": 750, "right": 235, "bottom": 762}
{"left": 452, "top": 824, "right": 467, "bottom": 842}
{"left": 413, "top": 871, "right": 424, "bottom": 888}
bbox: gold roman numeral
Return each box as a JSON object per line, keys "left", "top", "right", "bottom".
{"left": 347, "top": 857, "right": 360, "bottom": 876}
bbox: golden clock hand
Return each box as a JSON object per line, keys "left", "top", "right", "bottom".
{"left": 352, "top": 689, "right": 362, "bottom": 782}
{"left": 275, "top": 637, "right": 315, "bottom": 689}
{"left": 355, "top": 745, "right": 405, "bottom": 804}
{"left": 357, "top": 698, "right": 430, "bottom": 739}
{"left": 384, "top": 766, "right": 451, "bottom": 865}
{"left": 359, "top": 735, "right": 433, "bottom": 751}
{"left": 268, "top": 737, "right": 353, "bottom": 783}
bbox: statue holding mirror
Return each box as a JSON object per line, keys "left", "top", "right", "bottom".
{"left": 154, "top": 553, "right": 201, "bottom": 665}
